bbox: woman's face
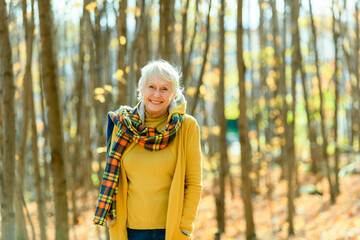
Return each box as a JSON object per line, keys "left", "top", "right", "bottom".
{"left": 141, "top": 77, "right": 176, "bottom": 118}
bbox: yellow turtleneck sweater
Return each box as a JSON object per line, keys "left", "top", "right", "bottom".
{"left": 123, "top": 112, "right": 175, "bottom": 229}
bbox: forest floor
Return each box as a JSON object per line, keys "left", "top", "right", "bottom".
{"left": 193, "top": 172, "right": 360, "bottom": 240}
{"left": 18, "top": 169, "right": 360, "bottom": 240}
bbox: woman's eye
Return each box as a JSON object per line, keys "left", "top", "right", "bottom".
{"left": 162, "top": 88, "right": 168, "bottom": 91}
{"left": 148, "top": 85, "right": 154, "bottom": 88}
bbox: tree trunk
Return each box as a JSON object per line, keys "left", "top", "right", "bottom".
{"left": 81, "top": 11, "right": 94, "bottom": 189}
{"left": 76, "top": 4, "right": 93, "bottom": 198}
{"left": 82, "top": 2, "right": 97, "bottom": 188}
{"left": 260, "top": 0, "right": 272, "bottom": 147}
{"left": 237, "top": 0, "right": 256, "bottom": 239}
{"left": 270, "top": 0, "right": 280, "bottom": 73}
{"left": 24, "top": 0, "right": 48, "bottom": 238}
{"left": 116, "top": 0, "right": 127, "bottom": 106}
{"left": 298, "top": 53, "right": 318, "bottom": 177}
{"left": 288, "top": 0, "right": 300, "bottom": 235}
{"left": 137, "top": 0, "right": 149, "bottom": 71}
{"left": 341, "top": 38, "right": 357, "bottom": 152}
{"left": 18, "top": 68, "right": 29, "bottom": 191}
{"left": 247, "top": 1, "right": 261, "bottom": 194}
{"left": 270, "top": 0, "right": 281, "bottom": 125}
{"left": 0, "top": 0, "right": 16, "bottom": 239}
{"left": 81, "top": 7, "right": 94, "bottom": 190}
{"left": 355, "top": 3, "right": 360, "bottom": 157}
{"left": 77, "top": 19, "right": 86, "bottom": 185}
{"left": 279, "top": 0, "right": 288, "bottom": 180}
{"left": 296, "top": 0, "right": 317, "bottom": 175}
{"left": 183, "top": 0, "right": 199, "bottom": 89}
{"left": 190, "top": 0, "right": 211, "bottom": 116}
{"left": 294, "top": 0, "right": 307, "bottom": 199}
{"left": 158, "top": 0, "right": 174, "bottom": 61}
{"left": 84, "top": 104, "right": 94, "bottom": 189}
{"left": 38, "top": 56, "right": 51, "bottom": 200}
{"left": 258, "top": 0, "right": 272, "bottom": 167}
{"left": 181, "top": 0, "right": 190, "bottom": 73}
{"left": 127, "top": 0, "right": 143, "bottom": 106}
{"left": 338, "top": 0, "right": 356, "bottom": 150}
{"left": 270, "top": 0, "right": 289, "bottom": 179}
{"left": 37, "top": 0, "right": 70, "bottom": 239}
{"left": 15, "top": 182, "right": 29, "bottom": 240}
{"left": 354, "top": 1, "right": 360, "bottom": 153}
{"left": 215, "top": 0, "right": 227, "bottom": 233}
{"left": 93, "top": 3, "right": 108, "bottom": 188}
{"left": 16, "top": 1, "right": 32, "bottom": 239}
{"left": 295, "top": 0, "right": 317, "bottom": 181}
{"left": 31, "top": 73, "right": 48, "bottom": 240}
{"left": 158, "top": 0, "right": 164, "bottom": 58}
{"left": 69, "top": 1, "right": 87, "bottom": 226}
{"left": 17, "top": 178, "right": 37, "bottom": 240}
{"left": 332, "top": 0, "right": 341, "bottom": 197}
{"left": 165, "top": 0, "right": 175, "bottom": 61}
{"left": 308, "top": 0, "right": 336, "bottom": 203}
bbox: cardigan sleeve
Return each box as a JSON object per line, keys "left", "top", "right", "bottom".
{"left": 180, "top": 117, "right": 203, "bottom": 234}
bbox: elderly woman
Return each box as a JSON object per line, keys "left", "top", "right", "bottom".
{"left": 94, "top": 60, "right": 203, "bottom": 240}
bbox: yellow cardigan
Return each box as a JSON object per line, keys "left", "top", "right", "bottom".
{"left": 108, "top": 103, "right": 203, "bottom": 240}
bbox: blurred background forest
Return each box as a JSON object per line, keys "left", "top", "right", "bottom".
{"left": 1, "top": 0, "right": 360, "bottom": 239}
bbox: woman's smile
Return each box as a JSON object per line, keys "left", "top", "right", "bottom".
{"left": 150, "top": 100, "right": 162, "bottom": 104}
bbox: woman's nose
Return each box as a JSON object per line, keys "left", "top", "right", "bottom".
{"left": 153, "top": 90, "right": 160, "bottom": 97}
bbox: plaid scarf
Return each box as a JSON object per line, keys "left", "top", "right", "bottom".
{"left": 93, "top": 105, "right": 184, "bottom": 226}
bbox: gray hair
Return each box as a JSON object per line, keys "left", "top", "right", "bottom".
{"left": 137, "top": 60, "right": 183, "bottom": 101}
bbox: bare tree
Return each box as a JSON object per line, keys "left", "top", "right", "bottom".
{"left": 294, "top": 0, "right": 309, "bottom": 198}
{"left": 37, "top": 0, "right": 70, "bottom": 238}
{"left": 68, "top": 0, "right": 89, "bottom": 226}
{"left": 287, "top": 0, "right": 301, "bottom": 235}
{"left": 332, "top": 0, "right": 341, "bottom": 196}
{"left": 164, "top": 0, "right": 175, "bottom": 61}
{"left": 182, "top": 0, "right": 199, "bottom": 88}
{"left": 0, "top": 0, "right": 16, "bottom": 239}
{"left": 308, "top": 0, "right": 336, "bottom": 203}
{"left": 247, "top": 0, "right": 261, "bottom": 194}
{"left": 355, "top": 2, "right": 360, "bottom": 155}
{"left": 294, "top": 0, "right": 318, "bottom": 185}
{"left": 18, "top": 57, "right": 29, "bottom": 191}
{"left": 14, "top": 181, "right": 29, "bottom": 240}
{"left": 353, "top": 2, "right": 360, "bottom": 151}
{"left": 115, "top": 0, "right": 127, "bottom": 106}
{"left": 181, "top": 0, "right": 191, "bottom": 72}
{"left": 13, "top": 1, "right": 32, "bottom": 238}
{"left": 270, "top": 0, "right": 286, "bottom": 176}
{"left": 30, "top": 79, "right": 48, "bottom": 240}
{"left": 83, "top": 0, "right": 103, "bottom": 183}
{"left": 127, "top": 0, "right": 146, "bottom": 106}
{"left": 238, "top": 0, "right": 256, "bottom": 239}
{"left": 190, "top": 0, "right": 211, "bottom": 116}
{"left": 338, "top": 0, "right": 357, "bottom": 149}
{"left": 258, "top": 0, "right": 272, "bottom": 147}
{"left": 158, "top": 0, "right": 175, "bottom": 61}
{"left": 22, "top": 0, "right": 47, "bottom": 239}
{"left": 138, "top": 0, "right": 150, "bottom": 68}
{"left": 215, "top": 0, "right": 227, "bottom": 234}
{"left": 30, "top": 50, "right": 48, "bottom": 240}
{"left": 296, "top": 0, "right": 318, "bottom": 175}
{"left": 278, "top": 0, "right": 289, "bottom": 180}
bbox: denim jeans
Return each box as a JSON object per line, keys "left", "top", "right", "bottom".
{"left": 127, "top": 228, "right": 166, "bottom": 240}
